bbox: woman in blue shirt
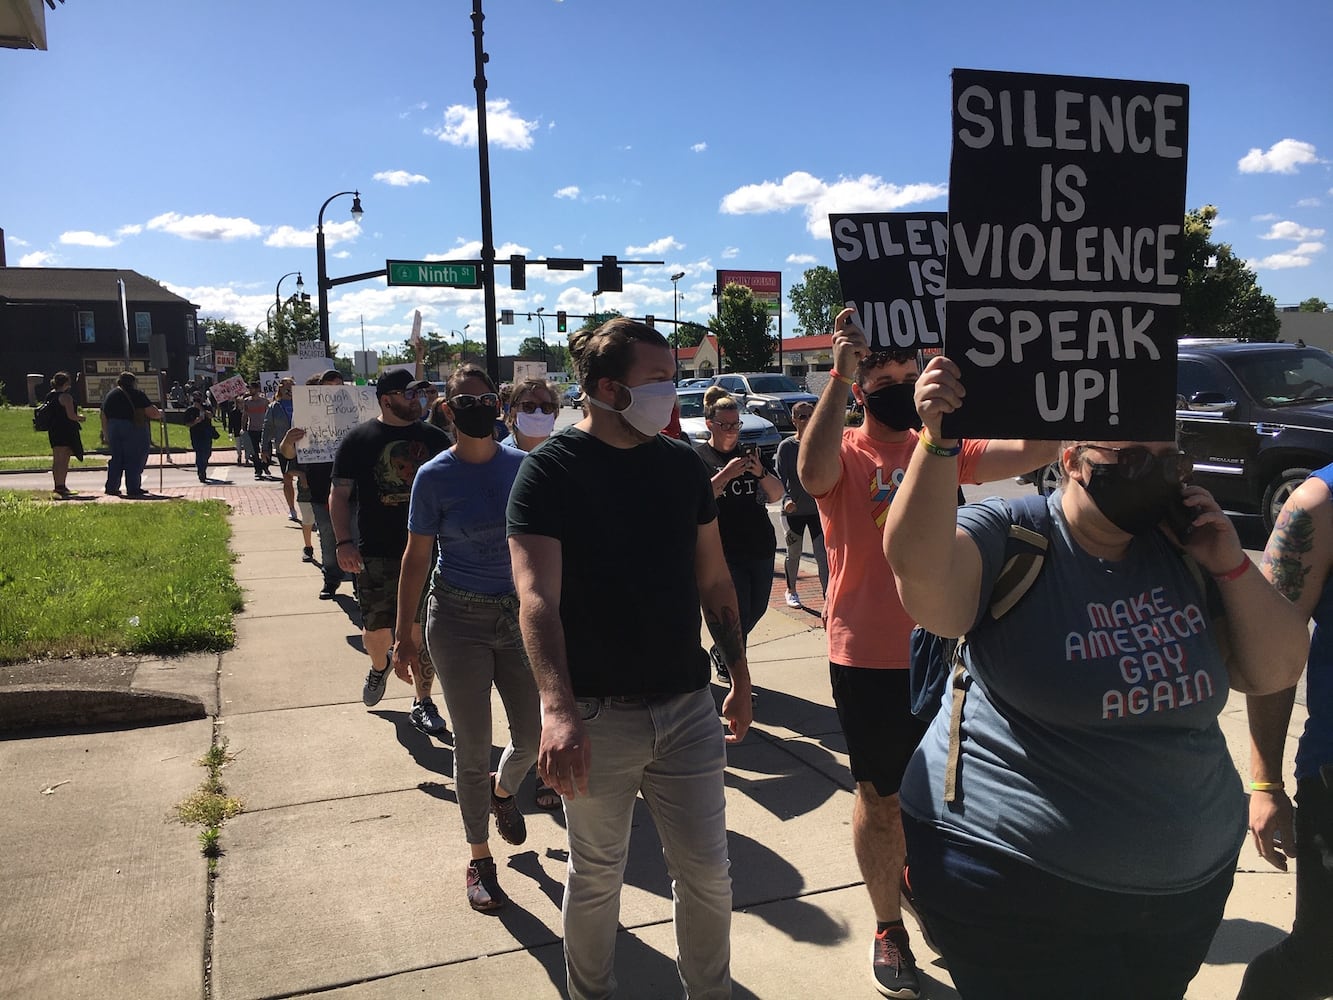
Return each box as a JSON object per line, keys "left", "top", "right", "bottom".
{"left": 392, "top": 364, "right": 540, "bottom": 914}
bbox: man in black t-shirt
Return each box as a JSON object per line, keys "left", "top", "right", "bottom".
{"left": 100, "top": 371, "right": 162, "bottom": 497}
{"left": 507, "top": 318, "right": 750, "bottom": 999}
{"left": 331, "top": 369, "right": 450, "bottom": 737}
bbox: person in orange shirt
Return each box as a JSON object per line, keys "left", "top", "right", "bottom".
{"left": 797, "top": 308, "right": 1056, "bottom": 999}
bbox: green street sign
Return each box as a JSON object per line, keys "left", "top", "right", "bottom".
{"left": 386, "top": 260, "right": 481, "bottom": 288}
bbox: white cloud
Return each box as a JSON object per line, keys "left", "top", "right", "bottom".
{"left": 146, "top": 212, "right": 263, "bottom": 241}
{"left": 1251, "top": 213, "right": 1279, "bottom": 222}
{"left": 720, "top": 170, "right": 948, "bottom": 238}
{"left": 1247, "top": 242, "right": 1325, "bottom": 270}
{"left": 162, "top": 282, "right": 274, "bottom": 330}
{"left": 787, "top": 253, "right": 819, "bottom": 264}
{"left": 626, "top": 235, "right": 684, "bottom": 256}
{"left": 333, "top": 250, "right": 351, "bottom": 259}
{"left": 8, "top": 235, "right": 29, "bottom": 247}
{"left": 117, "top": 224, "right": 142, "bottom": 237}
{"left": 429, "top": 98, "right": 537, "bottom": 150}
{"left": 263, "top": 219, "right": 361, "bottom": 249}
{"left": 1297, "top": 197, "right": 1323, "bottom": 208}
{"left": 555, "top": 185, "right": 580, "bottom": 199}
{"left": 691, "top": 142, "right": 707, "bottom": 153}
{"left": 59, "top": 230, "right": 118, "bottom": 248}
{"left": 1238, "top": 139, "right": 1321, "bottom": 174}
{"left": 373, "top": 169, "right": 430, "bottom": 187}
{"left": 1260, "top": 220, "right": 1327, "bottom": 241}
{"left": 19, "top": 250, "right": 57, "bottom": 266}
{"left": 721, "top": 246, "right": 740, "bottom": 259}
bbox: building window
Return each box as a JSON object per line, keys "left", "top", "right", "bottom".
{"left": 77, "top": 311, "right": 96, "bottom": 344}
{"left": 135, "top": 312, "right": 152, "bottom": 344}
{"left": 186, "top": 314, "right": 196, "bottom": 346}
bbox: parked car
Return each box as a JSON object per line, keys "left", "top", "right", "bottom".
{"left": 702, "top": 372, "right": 818, "bottom": 435}
{"left": 678, "top": 377, "right": 710, "bottom": 388}
{"left": 676, "top": 389, "right": 781, "bottom": 462}
{"left": 1025, "top": 339, "right": 1333, "bottom": 530}
{"left": 562, "top": 385, "right": 583, "bottom": 409}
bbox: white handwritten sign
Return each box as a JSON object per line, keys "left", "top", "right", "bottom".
{"left": 297, "top": 340, "right": 324, "bottom": 359}
{"left": 210, "top": 374, "right": 248, "bottom": 403}
{"left": 293, "top": 385, "right": 379, "bottom": 463}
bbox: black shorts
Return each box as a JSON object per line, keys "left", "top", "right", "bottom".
{"left": 278, "top": 455, "right": 298, "bottom": 475}
{"left": 829, "top": 662, "right": 928, "bottom": 797}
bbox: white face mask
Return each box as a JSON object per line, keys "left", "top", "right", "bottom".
{"left": 514, "top": 409, "right": 556, "bottom": 438}
{"left": 589, "top": 380, "right": 677, "bottom": 438}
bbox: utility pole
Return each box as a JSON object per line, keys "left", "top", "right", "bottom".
{"left": 471, "top": 0, "right": 500, "bottom": 386}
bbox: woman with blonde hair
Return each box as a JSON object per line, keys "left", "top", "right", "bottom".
{"left": 693, "top": 386, "right": 783, "bottom": 694}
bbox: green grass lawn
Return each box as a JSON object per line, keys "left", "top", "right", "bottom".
{"left": 0, "top": 491, "right": 244, "bottom": 663}
{"left": 0, "top": 406, "right": 196, "bottom": 458}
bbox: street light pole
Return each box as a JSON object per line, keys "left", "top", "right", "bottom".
{"left": 670, "top": 271, "right": 685, "bottom": 383}
{"left": 536, "top": 306, "right": 547, "bottom": 367}
{"left": 591, "top": 289, "right": 601, "bottom": 324}
{"left": 315, "top": 190, "right": 364, "bottom": 354}
{"left": 275, "top": 270, "right": 303, "bottom": 323}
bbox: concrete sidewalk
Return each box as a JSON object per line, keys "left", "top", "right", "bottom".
{"left": 0, "top": 510, "right": 1308, "bottom": 999}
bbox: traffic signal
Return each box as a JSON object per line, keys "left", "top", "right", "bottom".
{"left": 644, "top": 314, "right": 655, "bottom": 328}
{"left": 299, "top": 292, "right": 311, "bottom": 311}
{"left": 501, "top": 309, "right": 514, "bottom": 325}
{"left": 510, "top": 254, "right": 526, "bottom": 291}
{"left": 596, "top": 254, "right": 622, "bottom": 293}
{"left": 557, "top": 310, "right": 567, "bottom": 333}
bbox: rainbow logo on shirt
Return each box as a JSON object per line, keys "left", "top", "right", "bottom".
{"left": 868, "top": 466, "right": 905, "bottom": 528}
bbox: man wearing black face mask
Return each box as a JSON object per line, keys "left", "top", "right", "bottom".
{"left": 798, "top": 310, "right": 1057, "bottom": 998}
{"left": 331, "top": 367, "right": 452, "bottom": 737}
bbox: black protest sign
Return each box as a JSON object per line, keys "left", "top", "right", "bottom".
{"left": 942, "top": 69, "right": 1189, "bottom": 441}
{"left": 829, "top": 212, "right": 947, "bottom": 350}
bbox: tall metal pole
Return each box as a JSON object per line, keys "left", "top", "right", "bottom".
{"left": 671, "top": 271, "right": 685, "bottom": 383}
{"left": 316, "top": 191, "right": 362, "bottom": 355}
{"left": 471, "top": 1, "right": 500, "bottom": 386}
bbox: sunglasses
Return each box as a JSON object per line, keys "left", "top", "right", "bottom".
{"left": 711, "top": 420, "right": 741, "bottom": 431}
{"left": 793, "top": 412, "right": 812, "bottom": 421}
{"left": 448, "top": 392, "right": 500, "bottom": 410}
{"left": 517, "top": 400, "right": 558, "bottom": 414}
{"left": 1084, "top": 445, "right": 1192, "bottom": 481}
{"left": 384, "top": 389, "right": 420, "bottom": 401}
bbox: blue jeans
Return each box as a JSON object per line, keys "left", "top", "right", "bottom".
{"left": 105, "top": 418, "right": 148, "bottom": 494}
{"left": 311, "top": 503, "right": 341, "bottom": 589}
{"left": 425, "top": 584, "right": 540, "bottom": 846}
{"left": 560, "top": 686, "right": 731, "bottom": 1000}
{"left": 901, "top": 812, "right": 1235, "bottom": 1000}
{"left": 1238, "top": 773, "right": 1333, "bottom": 999}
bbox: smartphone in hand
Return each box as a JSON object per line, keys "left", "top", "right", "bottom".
{"left": 1164, "top": 493, "right": 1195, "bottom": 542}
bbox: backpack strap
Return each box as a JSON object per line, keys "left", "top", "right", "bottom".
{"left": 943, "top": 493, "right": 1052, "bottom": 804}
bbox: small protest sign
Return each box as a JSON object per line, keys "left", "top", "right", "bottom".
{"left": 297, "top": 340, "right": 325, "bottom": 359}
{"left": 259, "top": 370, "right": 292, "bottom": 397}
{"left": 293, "top": 384, "right": 379, "bottom": 463}
{"left": 942, "top": 69, "right": 1188, "bottom": 441}
{"left": 830, "top": 212, "right": 947, "bottom": 350}
{"left": 210, "top": 373, "right": 248, "bottom": 403}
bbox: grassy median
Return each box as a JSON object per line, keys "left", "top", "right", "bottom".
{"left": 0, "top": 407, "right": 197, "bottom": 470}
{"left": 0, "top": 491, "right": 243, "bottom": 663}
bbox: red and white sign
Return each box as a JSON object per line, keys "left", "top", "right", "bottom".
{"left": 214, "top": 349, "right": 238, "bottom": 369}
{"left": 716, "top": 269, "right": 782, "bottom": 313}
{"left": 210, "top": 374, "right": 248, "bottom": 403}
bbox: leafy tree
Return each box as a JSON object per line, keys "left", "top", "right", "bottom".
{"left": 788, "top": 265, "right": 843, "bottom": 336}
{"left": 576, "top": 309, "right": 623, "bottom": 334}
{"left": 199, "top": 318, "right": 251, "bottom": 356}
{"left": 669, "top": 321, "right": 708, "bottom": 349}
{"left": 711, "top": 283, "right": 775, "bottom": 372}
{"left": 241, "top": 297, "right": 322, "bottom": 378}
{"left": 1299, "top": 297, "right": 1329, "bottom": 313}
{"left": 517, "top": 336, "right": 570, "bottom": 372}
{"left": 1178, "top": 205, "right": 1280, "bottom": 341}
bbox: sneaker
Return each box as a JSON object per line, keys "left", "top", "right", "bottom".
{"left": 409, "top": 697, "right": 448, "bottom": 738}
{"left": 710, "top": 645, "right": 730, "bottom": 684}
{"left": 490, "top": 773, "right": 527, "bottom": 846}
{"left": 466, "top": 857, "right": 507, "bottom": 912}
{"left": 899, "top": 866, "right": 940, "bottom": 957}
{"left": 318, "top": 584, "right": 338, "bottom": 600}
{"left": 785, "top": 591, "right": 803, "bottom": 608}
{"left": 362, "top": 665, "right": 390, "bottom": 707}
{"left": 302, "top": 546, "right": 315, "bottom": 562}
{"left": 289, "top": 511, "right": 301, "bottom": 523}
{"left": 871, "top": 926, "right": 921, "bottom": 999}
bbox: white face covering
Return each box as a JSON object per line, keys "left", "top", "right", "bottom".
{"left": 514, "top": 410, "right": 556, "bottom": 438}
{"left": 589, "top": 380, "right": 677, "bottom": 438}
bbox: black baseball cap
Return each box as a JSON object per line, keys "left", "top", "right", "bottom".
{"left": 376, "top": 369, "right": 414, "bottom": 397}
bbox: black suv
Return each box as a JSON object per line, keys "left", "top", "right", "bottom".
{"left": 1029, "top": 339, "right": 1333, "bottom": 530}
{"left": 704, "top": 372, "right": 818, "bottom": 435}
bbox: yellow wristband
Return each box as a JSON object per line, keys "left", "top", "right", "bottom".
{"left": 1249, "top": 781, "right": 1284, "bottom": 792}
{"left": 919, "top": 429, "right": 962, "bottom": 457}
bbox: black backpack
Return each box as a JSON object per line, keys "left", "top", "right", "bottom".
{"left": 32, "top": 396, "right": 60, "bottom": 432}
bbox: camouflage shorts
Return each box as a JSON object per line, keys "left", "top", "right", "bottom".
{"left": 356, "top": 556, "right": 429, "bottom": 633}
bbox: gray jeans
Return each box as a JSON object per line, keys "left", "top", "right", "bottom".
{"left": 561, "top": 686, "right": 731, "bottom": 1000}
{"left": 426, "top": 582, "right": 540, "bottom": 846}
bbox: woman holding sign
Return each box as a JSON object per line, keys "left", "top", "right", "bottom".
{"left": 882, "top": 351, "right": 1309, "bottom": 999}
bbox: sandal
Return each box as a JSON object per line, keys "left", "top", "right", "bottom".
{"left": 534, "top": 776, "right": 561, "bottom": 811}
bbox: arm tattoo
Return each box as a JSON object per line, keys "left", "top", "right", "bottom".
{"left": 705, "top": 606, "right": 745, "bottom": 667}
{"left": 1261, "top": 505, "right": 1314, "bottom": 603}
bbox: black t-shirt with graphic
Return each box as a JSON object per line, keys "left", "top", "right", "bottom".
{"left": 694, "top": 442, "right": 777, "bottom": 560}
{"left": 332, "top": 418, "right": 450, "bottom": 558}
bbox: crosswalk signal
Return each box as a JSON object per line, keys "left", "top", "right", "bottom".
{"left": 510, "top": 254, "right": 526, "bottom": 291}
{"left": 557, "top": 310, "right": 567, "bottom": 333}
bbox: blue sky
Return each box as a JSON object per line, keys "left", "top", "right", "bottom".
{"left": 3, "top": 0, "right": 1330, "bottom": 361}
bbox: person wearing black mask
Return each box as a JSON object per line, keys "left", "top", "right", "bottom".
{"left": 797, "top": 314, "right": 1056, "bottom": 998}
